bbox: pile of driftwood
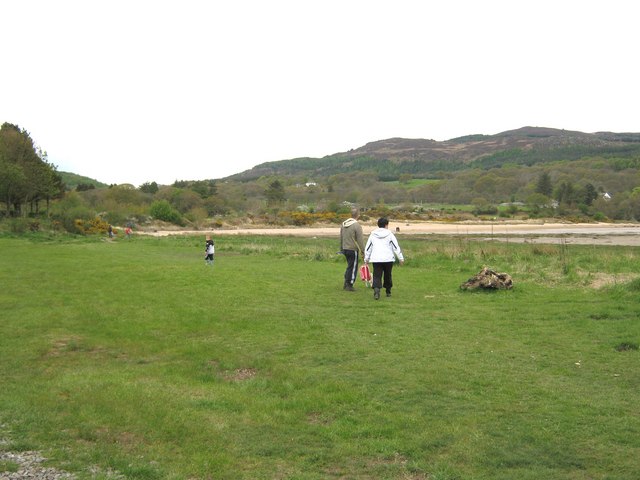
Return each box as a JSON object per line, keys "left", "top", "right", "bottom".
{"left": 460, "top": 267, "right": 513, "bottom": 290}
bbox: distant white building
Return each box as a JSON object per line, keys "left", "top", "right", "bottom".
{"left": 603, "top": 192, "right": 612, "bottom": 200}
{"left": 305, "top": 182, "right": 317, "bottom": 187}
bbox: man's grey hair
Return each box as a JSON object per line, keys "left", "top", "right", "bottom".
{"left": 351, "top": 207, "right": 359, "bottom": 218}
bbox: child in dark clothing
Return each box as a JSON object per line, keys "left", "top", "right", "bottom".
{"left": 205, "top": 236, "right": 215, "bottom": 266}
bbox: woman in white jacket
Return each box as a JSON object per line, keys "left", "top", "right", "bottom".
{"left": 364, "top": 217, "right": 404, "bottom": 300}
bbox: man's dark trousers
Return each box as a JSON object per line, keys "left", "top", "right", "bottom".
{"left": 343, "top": 249, "right": 359, "bottom": 286}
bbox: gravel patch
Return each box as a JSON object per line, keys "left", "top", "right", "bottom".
{"left": 0, "top": 450, "right": 75, "bottom": 480}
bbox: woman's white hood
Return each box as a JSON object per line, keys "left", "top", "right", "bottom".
{"left": 371, "top": 228, "right": 392, "bottom": 239}
{"left": 364, "top": 228, "right": 404, "bottom": 263}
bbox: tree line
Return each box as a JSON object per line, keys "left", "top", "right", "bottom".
{"left": 57, "top": 158, "right": 640, "bottom": 231}
{"left": 0, "top": 123, "right": 64, "bottom": 216}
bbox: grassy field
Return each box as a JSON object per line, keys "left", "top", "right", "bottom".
{"left": 1, "top": 232, "right": 639, "bottom": 479}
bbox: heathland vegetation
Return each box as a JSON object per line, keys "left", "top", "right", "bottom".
{"left": 3, "top": 123, "right": 640, "bottom": 236}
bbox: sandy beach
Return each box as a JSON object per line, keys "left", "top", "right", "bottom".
{"left": 142, "top": 221, "right": 640, "bottom": 246}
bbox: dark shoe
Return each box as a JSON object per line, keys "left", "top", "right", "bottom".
{"left": 373, "top": 288, "right": 380, "bottom": 300}
{"left": 386, "top": 291, "right": 391, "bottom": 297}
{"left": 344, "top": 284, "right": 355, "bottom": 291}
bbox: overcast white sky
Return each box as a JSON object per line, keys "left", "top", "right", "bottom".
{"left": 2, "top": 0, "right": 638, "bottom": 186}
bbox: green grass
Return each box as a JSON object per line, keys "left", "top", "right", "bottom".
{"left": 1, "top": 233, "right": 639, "bottom": 479}
{"left": 384, "top": 179, "right": 441, "bottom": 188}
{"left": 0, "top": 460, "right": 19, "bottom": 473}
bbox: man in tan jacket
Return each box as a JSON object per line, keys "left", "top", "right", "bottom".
{"left": 340, "top": 207, "right": 366, "bottom": 291}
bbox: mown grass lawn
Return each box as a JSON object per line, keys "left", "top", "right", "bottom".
{"left": 1, "top": 233, "right": 639, "bottom": 479}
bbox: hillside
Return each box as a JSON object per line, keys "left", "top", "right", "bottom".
{"left": 18, "top": 126, "right": 640, "bottom": 228}
{"left": 59, "top": 171, "right": 109, "bottom": 190}
{"left": 228, "top": 127, "right": 640, "bottom": 181}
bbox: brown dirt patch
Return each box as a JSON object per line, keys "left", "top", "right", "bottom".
{"left": 587, "top": 273, "right": 639, "bottom": 289}
{"left": 225, "top": 368, "right": 257, "bottom": 381}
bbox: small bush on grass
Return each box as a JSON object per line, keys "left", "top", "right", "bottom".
{"left": 149, "top": 200, "right": 183, "bottom": 225}
{"left": 73, "top": 216, "right": 111, "bottom": 235}
{"left": 8, "top": 218, "right": 29, "bottom": 234}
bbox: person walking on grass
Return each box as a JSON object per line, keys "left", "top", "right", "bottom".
{"left": 364, "top": 217, "right": 404, "bottom": 300}
{"left": 205, "top": 235, "right": 215, "bottom": 266}
{"left": 340, "top": 207, "right": 366, "bottom": 291}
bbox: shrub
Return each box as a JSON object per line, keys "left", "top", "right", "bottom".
{"left": 149, "top": 200, "right": 183, "bottom": 225}
{"left": 74, "top": 217, "right": 111, "bottom": 235}
{"left": 289, "top": 211, "right": 314, "bottom": 226}
{"left": 184, "top": 207, "right": 208, "bottom": 225}
{"left": 53, "top": 206, "right": 95, "bottom": 234}
{"left": 8, "top": 218, "right": 29, "bottom": 234}
{"left": 473, "top": 204, "right": 499, "bottom": 215}
{"left": 49, "top": 192, "right": 96, "bottom": 234}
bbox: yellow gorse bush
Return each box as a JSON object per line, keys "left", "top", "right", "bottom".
{"left": 73, "top": 217, "right": 112, "bottom": 235}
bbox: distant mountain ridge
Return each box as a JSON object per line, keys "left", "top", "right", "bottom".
{"left": 228, "top": 127, "right": 640, "bottom": 181}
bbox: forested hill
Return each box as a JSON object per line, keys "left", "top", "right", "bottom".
{"left": 58, "top": 171, "right": 109, "bottom": 190}
{"left": 227, "top": 127, "right": 640, "bottom": 181}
